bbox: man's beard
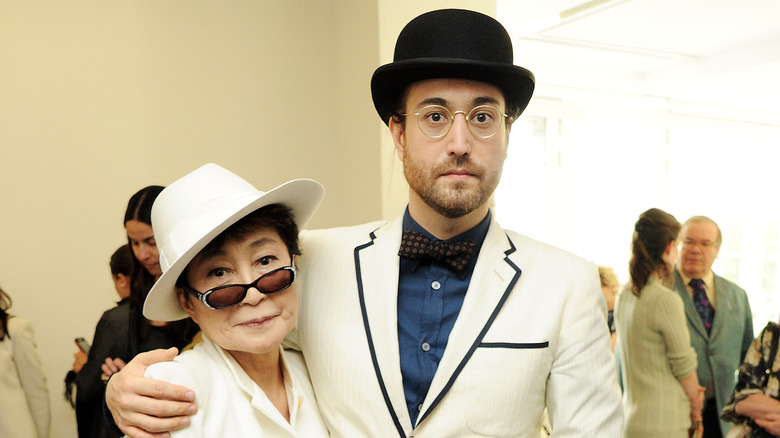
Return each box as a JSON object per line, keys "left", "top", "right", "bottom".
{"left": 403, "top": 155, "right": 498, "bottom": 219}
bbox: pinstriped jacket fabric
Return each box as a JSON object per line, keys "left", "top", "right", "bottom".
{"left": 288, "top": 212, "right": 623, "bottom": 437}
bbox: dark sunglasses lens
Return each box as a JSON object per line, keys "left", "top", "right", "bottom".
{"left": 207, "top": 286, "right": 247, "bottom": 308}
{"left": 257, "top": 269, "right": 294, "bottom": 293}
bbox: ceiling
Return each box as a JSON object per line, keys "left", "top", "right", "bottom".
{"left": 497, "top": 0, "right": 780, "bottom": 119}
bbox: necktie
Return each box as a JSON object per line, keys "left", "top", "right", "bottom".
{"left": 690, "top": 279, "right": 715, "bottom": 334}
{"left": 398, "top": 230, "right": 475, "bottom": 272}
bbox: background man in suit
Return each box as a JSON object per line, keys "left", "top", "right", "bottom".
{"left": 105, "top": 9, "right": 622, "bottom": 437}
{"left": 674, "top": 215, "right": 754, "bottom": 438}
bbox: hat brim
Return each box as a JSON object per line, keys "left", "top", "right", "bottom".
{"left": 371, "top": 58, "right": 535, "bottom": 125}
{"left": 143, "top": 178, "right": 324, "bottom": 322}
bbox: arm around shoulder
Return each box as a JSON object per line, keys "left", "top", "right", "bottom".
{"left": 105, "top": 348, "right": 197, "bottom": 438}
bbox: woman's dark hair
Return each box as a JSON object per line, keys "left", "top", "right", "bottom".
{"left": 629, "top": 208, "right": 681, "bottom": 296}
{"left": 124, "top": 185, "right": 164, "bottom": 225}
{"left": 205, "top": 204, "right": 300, "bottom": 258}
{"left": 0, "top": 286, "right": 12, "bottom": 340}
{"left": 110, "top": 244, "right": 134, "bottom": 277}
{"left": 177, "top": 204, "right": 301, "bottom": 289}
{"left": 124, "top": 185, "right": 164, "bottom": 302}
{"left": 124, "top": 185, "right": 196, "bottom": 350}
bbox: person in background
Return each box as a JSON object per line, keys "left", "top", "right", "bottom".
{"left": 722, "top": 321, "right": 780, "bottom": 437}
{"left": 100, "top": 186, "right": 198, "bottom": 379}
{"left": 82, "top": 187, "right": 198, "bottom": 438}
{"left": 74, "top": 244, "right": 134, "bottom": 438}
{"left": 599, "top": 265, "right": 620, "bottom": 351}
{"left": 674, "top": 215, "right": 754, "bottom": 437}
{"left": 108, "top": 244, "right": 134, "bottom": 303}
{"left": 0, "top": 285, "right": 50, "bottom": 438}
{"left": 615, "top": 208, "right": 705, "bottom": 437}
{"left": 105, "top": 9, "right": 622, "bottom": 437}
{"left": 65, "top": 346, "right": 88, "bottom": 408}
{"left": 141, "top": 163, "right": 328, "bottom": 437}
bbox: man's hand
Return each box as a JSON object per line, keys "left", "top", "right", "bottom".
{"left": 106, "top": 348, "right": 198, "bottom": 438}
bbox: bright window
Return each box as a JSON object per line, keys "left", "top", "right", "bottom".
{"left": 494, "top": 96, "right": 780, "bottom": 332}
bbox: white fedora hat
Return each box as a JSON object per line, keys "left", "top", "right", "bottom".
{"left": 143, "top": 163, "right": 325, "bottom": 321}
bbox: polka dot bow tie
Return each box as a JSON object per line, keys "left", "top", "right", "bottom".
{"left": 398, "top": 230, "right": 476, "bottom": 272}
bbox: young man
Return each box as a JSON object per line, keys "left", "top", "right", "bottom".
{"left": 674, "top": 216, "right": 753, "bottom": 438}
{"left": 106, "top": 9, "right": 622, "bottom": 437}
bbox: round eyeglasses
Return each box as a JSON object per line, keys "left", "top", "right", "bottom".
{"left": 182, "top": 265, "right": 296, "bottom": 310}
{"left": 404, "top": 104, "right": 508, "bottom": 139}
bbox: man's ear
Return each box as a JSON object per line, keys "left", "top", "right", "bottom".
{"left": 389, "top": 117, "right": 406, "bottom": 159}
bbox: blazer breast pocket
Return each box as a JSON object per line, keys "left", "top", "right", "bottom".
{"left": 456, "top": 340, "right": 553, "bottom": 436}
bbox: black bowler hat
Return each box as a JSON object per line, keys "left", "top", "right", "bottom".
{"left": 371, "top": 9, "right": 535, "bottom": 125}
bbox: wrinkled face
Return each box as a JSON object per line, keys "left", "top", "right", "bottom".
{"left": 678, "top": 221, "right": 720, "bottom": 279}
{"left": 392, "top": 78, "right": 510, "bottom": 219}
{"left": 178, "top": 228, "right": 297, "bottom": 360}
{"left": 125, "top": 220, "right": 161, "bottom": 278}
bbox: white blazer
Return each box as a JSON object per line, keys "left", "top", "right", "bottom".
{"left": 293, "top": 212, "right": 622, "bottom": 437}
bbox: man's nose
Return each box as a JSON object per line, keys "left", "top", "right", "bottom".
{"left": 446, "top": 112, "right": 472, "bottom": 156}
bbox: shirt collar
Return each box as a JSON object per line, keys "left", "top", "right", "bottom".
{"left": 204, "top": 334, "right": 303, "bottom": 428}
{"left": 678, "top": 268, "right": 715, "bottom": 293}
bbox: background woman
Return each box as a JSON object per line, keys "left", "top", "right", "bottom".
{"left": 722, "top": 321, "right": 780, "bottom": 436}
{"left": 76, "top": 186, "right": 198, "bottom": 438}
{"left": 0, "top": 285, "right": 50, "bottom": 438}
{"left": 120, "top": 186, "right": 198, "bottom": 365}
{"left": 615, "top": 208, "right": 705, "bottom": 437}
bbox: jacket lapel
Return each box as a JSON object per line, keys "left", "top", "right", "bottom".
{"left": 353, "top": 215, "right": 411, "bottom": 434}
{"left": 708, "top": 275, "right": 730, "bottom": 340}
{"left": 418, "top": 217, "right": 520, "bottom": 424}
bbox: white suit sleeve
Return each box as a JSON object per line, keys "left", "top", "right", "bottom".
{"left": 546, "top": 263, "right": 623, "bottom": 436}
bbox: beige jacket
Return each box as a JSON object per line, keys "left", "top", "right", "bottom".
{"left": 0, "top": 316, "right": 50, "bottom": 438}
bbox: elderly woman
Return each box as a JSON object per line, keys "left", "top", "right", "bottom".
{"left": 140, "top": 163, "right": 328, "bottom": 437}
{"left": 615, "top": 208, "right": 705, "bottom": 437}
